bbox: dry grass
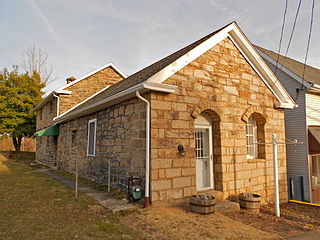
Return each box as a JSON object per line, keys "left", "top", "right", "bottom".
{"left": 0, "top": 152, "right": 143, "bottom": 240}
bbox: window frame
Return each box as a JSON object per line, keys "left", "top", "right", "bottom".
{"left": 246, "top": 116, "right": 258, "bottom": 159}
{"left": 87, "top": 118, "right": 97, "bottom": 157}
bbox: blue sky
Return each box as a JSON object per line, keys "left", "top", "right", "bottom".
{"left": 0, "top": 0, "right": 319, "bottom": 94}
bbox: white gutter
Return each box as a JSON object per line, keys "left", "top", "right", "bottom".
{"left": 54, "top": 82, "right": 177, "bottom": 124}
{"left": 136, "top": 91, "right": 151, "bottom": 207}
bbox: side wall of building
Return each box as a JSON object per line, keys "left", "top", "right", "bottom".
{"left": 36, "top": 98, "right": 58, "bottom": 130}
{"left": 56, "top": 98, "right": 146, "bottom": 189}
{"left": 149, "top": 38, "right": 287, "bottom": 203}
{"left": 59, "top": 67, "right": 124, "bottom": 114}
{"left": 263, "top": 59, "right": 310, "bottom": 202}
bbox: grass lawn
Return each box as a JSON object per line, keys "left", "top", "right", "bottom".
{"left": 0, "top": 152, "right": 144, "bottom": 240}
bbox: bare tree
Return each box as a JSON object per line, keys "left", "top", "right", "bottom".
{"left": 22, "top": 43, "right": 54, "bottom": 85}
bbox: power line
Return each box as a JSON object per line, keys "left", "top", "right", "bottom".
{"left": 283, "top": 0, "right": 302, "bottom": 63}
{"left": 274, "top": 0, "right": 289, "bottom": 78}
{"left": 301, "top": 0, "right": 315, "bottom": 89}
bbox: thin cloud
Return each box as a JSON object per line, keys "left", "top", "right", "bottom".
{"left": 26, "top": 0, "right": 65, "bottom": 49}
{"left": 41, "top": 0, "right": 162, "bottom": 27}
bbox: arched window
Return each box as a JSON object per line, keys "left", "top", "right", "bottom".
{"left": 246, "top": 116, "right": 258, "bottom": 159}
{"left": 246, "top": 114, "right": 266, "bottom": 159}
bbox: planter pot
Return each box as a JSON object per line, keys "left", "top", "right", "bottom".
{"left": 238, "top": 193, "right": 261, "bottom": 213}
{"left": 190, "top": 195, "right": 216, "bottom": 214}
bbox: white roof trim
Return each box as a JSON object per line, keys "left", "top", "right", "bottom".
{"left": 56, "top": 62, "right": 127, "bottom": 92}
{"left": 257, "top": 49, "right": 313, "bottom": 89}
{"left": 54, "top": 82, "right": 177, "bottom": 123}
{"left": 147, "top": 22, "right": 296, "bottom": 109}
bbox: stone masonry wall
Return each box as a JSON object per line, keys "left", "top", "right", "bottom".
{"left": 36, "top": 98, "right": 58, "bottom": 130}
{"left": 59, "top": 67, "right": 124, "bottom": 114}
{"left": 150, "top": 37, "right": 287, "bottom": 204}
{"left": 57, "top": 98, "right": 146, "bottom": 189}
{"left": 35, "top": 135, "right": 58, "bottom": 166}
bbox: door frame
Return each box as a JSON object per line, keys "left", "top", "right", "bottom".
{"left": 195, "top": 124, "right": 213, "bottom": 191}
{"left": 309, "top": 154, "right": 320, "bottom": 203}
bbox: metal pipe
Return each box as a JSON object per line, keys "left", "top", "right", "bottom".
{"left": 53, "top": 93, "right": 60, "bottom": 117}
{"left": 136, "top": 91, "right": 150, "bottom": 207}
{"left": 272, "top": 133, "right": 280, "bottom": 217}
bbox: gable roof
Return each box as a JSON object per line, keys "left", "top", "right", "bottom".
{"left": 255, "top": 45, "right": 320, "bottom": 86}
{"left": 55, "top": 22, "right": 296, "bottom": 124}
{"left": 34, "top": 63, "right": 126, "bottom": 111}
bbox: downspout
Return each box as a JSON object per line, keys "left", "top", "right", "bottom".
{"left": 136, "top": 91, "right": 151, "bottom": 207}
{"left": 53, "top": 93, "right": 60, "bottom": 118}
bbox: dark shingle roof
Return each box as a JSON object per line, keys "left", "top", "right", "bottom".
{"left": 74, "top": 23, "right": 233, "bottom": 110}
{"left": 255, "top": 45, "right": 320, "bottom": 85}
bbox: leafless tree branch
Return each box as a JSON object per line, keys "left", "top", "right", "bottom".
{"left": 22, "top": 43, "right": 54, "bottom": 85}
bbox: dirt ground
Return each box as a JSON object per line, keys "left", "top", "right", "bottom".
{"left": 226, "top": 203, "right": 320, "bottom": 238}
{"left": 123, "top": 202, "right": 320, "bottom": 240}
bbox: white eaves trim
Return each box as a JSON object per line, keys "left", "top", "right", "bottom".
{"left": 257, "top": 49, "right": 313, "bottom": 89}
{"left": 54, "top": 82, "right": 177, "bottom": 124}
{"left": 146, "top": 22, "right": 296, "bottom": 109}
{"left": 56, "top": 62, "right": 127, "bottom": 92}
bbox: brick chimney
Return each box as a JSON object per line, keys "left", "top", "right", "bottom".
{"left": 66, "top": 76, "right": 76, "bottom": 84}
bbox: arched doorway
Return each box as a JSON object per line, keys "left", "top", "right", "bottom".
{"left": 195, "top": 113, "right": 213, "bottom": 190}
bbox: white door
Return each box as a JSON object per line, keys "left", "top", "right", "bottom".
{"left": 195, "top": 125, "right": 213, "bottom": 190}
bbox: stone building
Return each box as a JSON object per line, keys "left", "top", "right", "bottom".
{"left": 36, "top": 22, "right": 296, "bottom": 204}
{"left": 34, "top": 63, "right": 126, "bottom": 166}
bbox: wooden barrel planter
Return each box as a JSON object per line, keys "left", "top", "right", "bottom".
{"left": 190, "top": 195, "right": 216, "bottom": 214}
{"left": 238, "top": 193, "right": 261, "bottom": 213}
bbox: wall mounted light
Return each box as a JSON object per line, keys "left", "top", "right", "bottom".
{"left": 178, "top": 144, "right": 186, "bottom": 156}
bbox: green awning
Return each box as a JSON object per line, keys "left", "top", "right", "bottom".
{"left": 34, "top": 125, "right": 59, "bottom": 136}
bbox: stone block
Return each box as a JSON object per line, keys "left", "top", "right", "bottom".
{"left": 194, "top": 69, "right": 210, "bottom": 80}
{"left": 152, "top": 179, "right": 171, "bottom": 191}
{"left": 166, "top": 168, "right": 181, "bottom": 178}
{"left": 166, "top": 188, "right": 183, "bottom": 199}
{"left": 152, "top": 158, "right": 172, "bottom": 169}
{"left": 215, "top": 201, "right": 240, "bottom": 213}
{"left": 172, "top": 176, "right": 191, "bottom": 188}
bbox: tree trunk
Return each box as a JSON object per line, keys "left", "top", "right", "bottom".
{"left": 12, "top": 137, "right": 22, "bottom": 152}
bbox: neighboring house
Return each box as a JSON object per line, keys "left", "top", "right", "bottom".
{"left": 34, "top": 63, "right": 126, "bottom": 166}
{"left": 37, "top": 22, "right": 296, "bottom": 205}
{"left": 256, "top": 46, "right": 320, "bottom": 203}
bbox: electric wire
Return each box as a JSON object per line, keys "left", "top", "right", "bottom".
{"left": 274, "top": 0, "right": 289, "bottom": 78}
{"left": 282, "top": 0, "right": 302, "bottom": 67}
{"left": 300, "top": 0, "right": 315, "bottom": 89}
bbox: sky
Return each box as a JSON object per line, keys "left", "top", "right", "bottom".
{"left": 0, "top": 0, "right": 319, "bottom": 94}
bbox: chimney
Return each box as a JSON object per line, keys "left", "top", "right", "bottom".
{"left": 66, "top": 76, "right": 76, "bottom": 84}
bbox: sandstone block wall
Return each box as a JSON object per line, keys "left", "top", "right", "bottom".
{"left": 36, "top": 98, "right": 58, "bottom": 130}
{"left": 35, "top": 136, "right": 58, "bottom": 166}
{"left": 150, "top": 37, "right": 287, "bottom": 203}
{"left": 57, "top": 98, "right": 146, "bottom": 189}
{"left": 59, "top": 67, "right": 124, "bottom": 114}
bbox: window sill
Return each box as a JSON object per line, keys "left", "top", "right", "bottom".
{"left": 247, "top": 158, "right": 266, "bottom": 163}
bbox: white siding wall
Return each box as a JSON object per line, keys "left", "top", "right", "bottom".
{"left": 262, "top": 58, "right": 311, "bottom": 201}
{"left": 306, "top": 93, "right": 320, "bottom": 126}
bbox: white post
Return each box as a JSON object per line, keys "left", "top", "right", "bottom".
{"left": 108, "top": 158, "right": 111, "bottom": 192}
{"left": 272, "top": 133, "right": 280, "bottom": 217}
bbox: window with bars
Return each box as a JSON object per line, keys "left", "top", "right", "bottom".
{"left": 246, "top": 116, "right": 258, "bottom": 159}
